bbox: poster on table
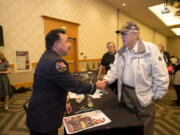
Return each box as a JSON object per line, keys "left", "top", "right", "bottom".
{"left": 63, "top": 110, "right": 111, "bottom": 134}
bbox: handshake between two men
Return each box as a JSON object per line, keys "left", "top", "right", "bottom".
{"left": 95, "top": 80, "right": 107, "bottom": 91}
{"left": 65, "top": 80, "right": 108, "bottom": 114}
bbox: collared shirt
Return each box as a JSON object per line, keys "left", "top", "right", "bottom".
{"left": 123, "top": 42, "right": 138, "bottom": 87}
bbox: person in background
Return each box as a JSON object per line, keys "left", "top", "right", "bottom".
{"left": 0, "top": 52, "right": 11, "bottom": 111}
{"left": 100, "top": 21, "right": 169, "bottom": 135}
{"left": 177, "top": 55, "right": 180, "bottom": 65}
{"left": 97, "top": 42, "right": 117, "bottom": 94}
{"left": 26, "top": 29, "right": 105, "bottom": 135}
{"left": 158, "top": 43, "right": 171, "bottom": 66}
{"left": 173, "top": 55, "right": 180, "bottom": 106}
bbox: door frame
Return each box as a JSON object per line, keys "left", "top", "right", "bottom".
{"left": 42, "top": 15, "right": 80, "bottom": 72}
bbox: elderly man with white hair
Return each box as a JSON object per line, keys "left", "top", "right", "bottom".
{"left": 100, "top": 21, "right": 169, "bottom": 135}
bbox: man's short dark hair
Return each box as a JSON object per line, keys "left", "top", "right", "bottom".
{"left": 45, "top": 29, "right": 66, "bottom": 49}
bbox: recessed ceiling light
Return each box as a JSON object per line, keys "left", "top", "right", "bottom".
{"left": 122, "top": 3, "right": 126, "bottom": 6}
{"left": 171, "top": 28, "right": 180, "bottom": 36}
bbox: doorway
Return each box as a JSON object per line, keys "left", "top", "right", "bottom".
{"left": 42, "top": 16, "right": 79, "bottom": 72}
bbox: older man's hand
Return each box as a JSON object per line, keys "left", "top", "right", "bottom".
{"left": 96, "top": 80, "right": 106, "bottom": 90}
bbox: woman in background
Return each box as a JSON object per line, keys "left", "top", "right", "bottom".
{"left": 0, "top": 52, "right": 11, "bottom": 110}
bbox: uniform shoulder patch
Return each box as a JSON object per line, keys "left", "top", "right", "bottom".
{"left": 56, "top": 62, "right": 67, "bottom": 72}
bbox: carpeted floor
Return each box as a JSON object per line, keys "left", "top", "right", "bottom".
{"left": 154, "top": 84, "right": 180, "bottom": 135}
{"left": 0, "top": 84, "right": 179, "bottom": 135}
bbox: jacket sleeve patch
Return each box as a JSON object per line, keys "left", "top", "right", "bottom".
{"left": 56, "top": 62, "right": 67, "bottom": 72}
{"left": 158, "top": 56, "right": 162, "bottom": 61}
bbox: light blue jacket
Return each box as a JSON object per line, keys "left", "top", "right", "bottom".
{"left": 104, "top": 39, "right": 169, "bottom": 107}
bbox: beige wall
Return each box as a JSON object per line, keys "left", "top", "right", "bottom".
{"left": 154, "top": 32, "right": 167, "bottom": 50}
{"left": 0, "top": 0, "right": 168, "bottom": 86}
{"left": 8, "top": 66, "right": 35, "bottom": 86}
{"left": 167, "top": 37, "right": 180, "bottom": 57}
{"left": 0, "top": 0, "right": 117, "bottom": 85}
{"left": 0, "top": 0, "right": 117, "bottom": 63}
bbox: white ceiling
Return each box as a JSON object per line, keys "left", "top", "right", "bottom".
{"left": 104, "top": 0, "right": 180, "bottom": 37}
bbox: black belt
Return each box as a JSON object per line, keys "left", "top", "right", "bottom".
{"left": 123, "top": 84, "right": 135, "bottom": 89}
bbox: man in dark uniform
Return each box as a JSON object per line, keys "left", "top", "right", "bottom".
{"left": 158, "top": 43, "right": 171, "bottom": 66}
{"left": 26, "top": 29, "right": 105, "bottom": 135}
{"left": 97, "top": 42, "right": 117, "bottom": 95}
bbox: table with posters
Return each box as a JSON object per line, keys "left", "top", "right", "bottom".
{"left": 64, "top": 83, "right": 144, "bottom": 135}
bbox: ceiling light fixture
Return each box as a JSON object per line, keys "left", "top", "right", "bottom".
{"left": 161, "top": 7, "right": 170, "bottom": 14}
{"left": 171, "top": 27, "right": 180, "bottom": 35}
{"left": 149, "top": 2, "right": 180, "bottom": 26}
{"left": 161, "top": 0, "right": 170, "bottom": 14}
{"left": 122, "top": 3, "right": 126, "bottom": 6}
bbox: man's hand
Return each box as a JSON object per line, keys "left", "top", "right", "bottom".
{"left": 96, "top": 80, "right": 106, "bottom": 90}
{"left": 66, "top": 103, "right": 72, "bottom": 114}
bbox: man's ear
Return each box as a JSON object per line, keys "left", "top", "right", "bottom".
{"left": 54, "top": 41, "right": 61, "bottom": 48}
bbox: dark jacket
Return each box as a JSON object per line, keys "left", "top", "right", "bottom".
{"left": 27, "top": 49, "right": 96, "bottom": 133}
{"left": 101, "top": 51, "right": 116, "bottom": 72}
{"left": 174, "top": 64, "right": 180, "bottom": 74}
{"left": 163, "top": 51, "right": 171, "bottom": 66}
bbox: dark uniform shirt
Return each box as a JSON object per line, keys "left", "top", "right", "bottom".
{"left": 27, "top": 49, "right": 96, "bottom": 133}
{"left": 162, "top": 51, "right": 171, "bottom": 66}
{"left": 101, "top": 51, "right": 116, "bottom": 72}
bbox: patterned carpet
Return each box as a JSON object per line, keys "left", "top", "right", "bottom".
{"left": 0, "top": 85, "right": 179, "bottom": 135}
{"left": 154, "top": 84, "right": 180, "bottom": 135}
{"left": 0, "top": 91, "right": 31, "bottom": 135}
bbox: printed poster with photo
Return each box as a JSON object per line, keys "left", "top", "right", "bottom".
{"left": 63, "top": 110, "right": 111, "bottom": 134}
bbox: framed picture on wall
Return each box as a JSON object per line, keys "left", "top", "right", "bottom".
{"left": 0, "top": 25, "right": 4, "bottom": 46}
{"left": 13, "top": 50, "right": 32, "bottom": 73}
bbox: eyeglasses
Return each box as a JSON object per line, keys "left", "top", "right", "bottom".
{"left": 107, "top": 45, "right": 114, "bottom": 48}
{"left": 121, "top": 32, "right": 129, "bottom": 36}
